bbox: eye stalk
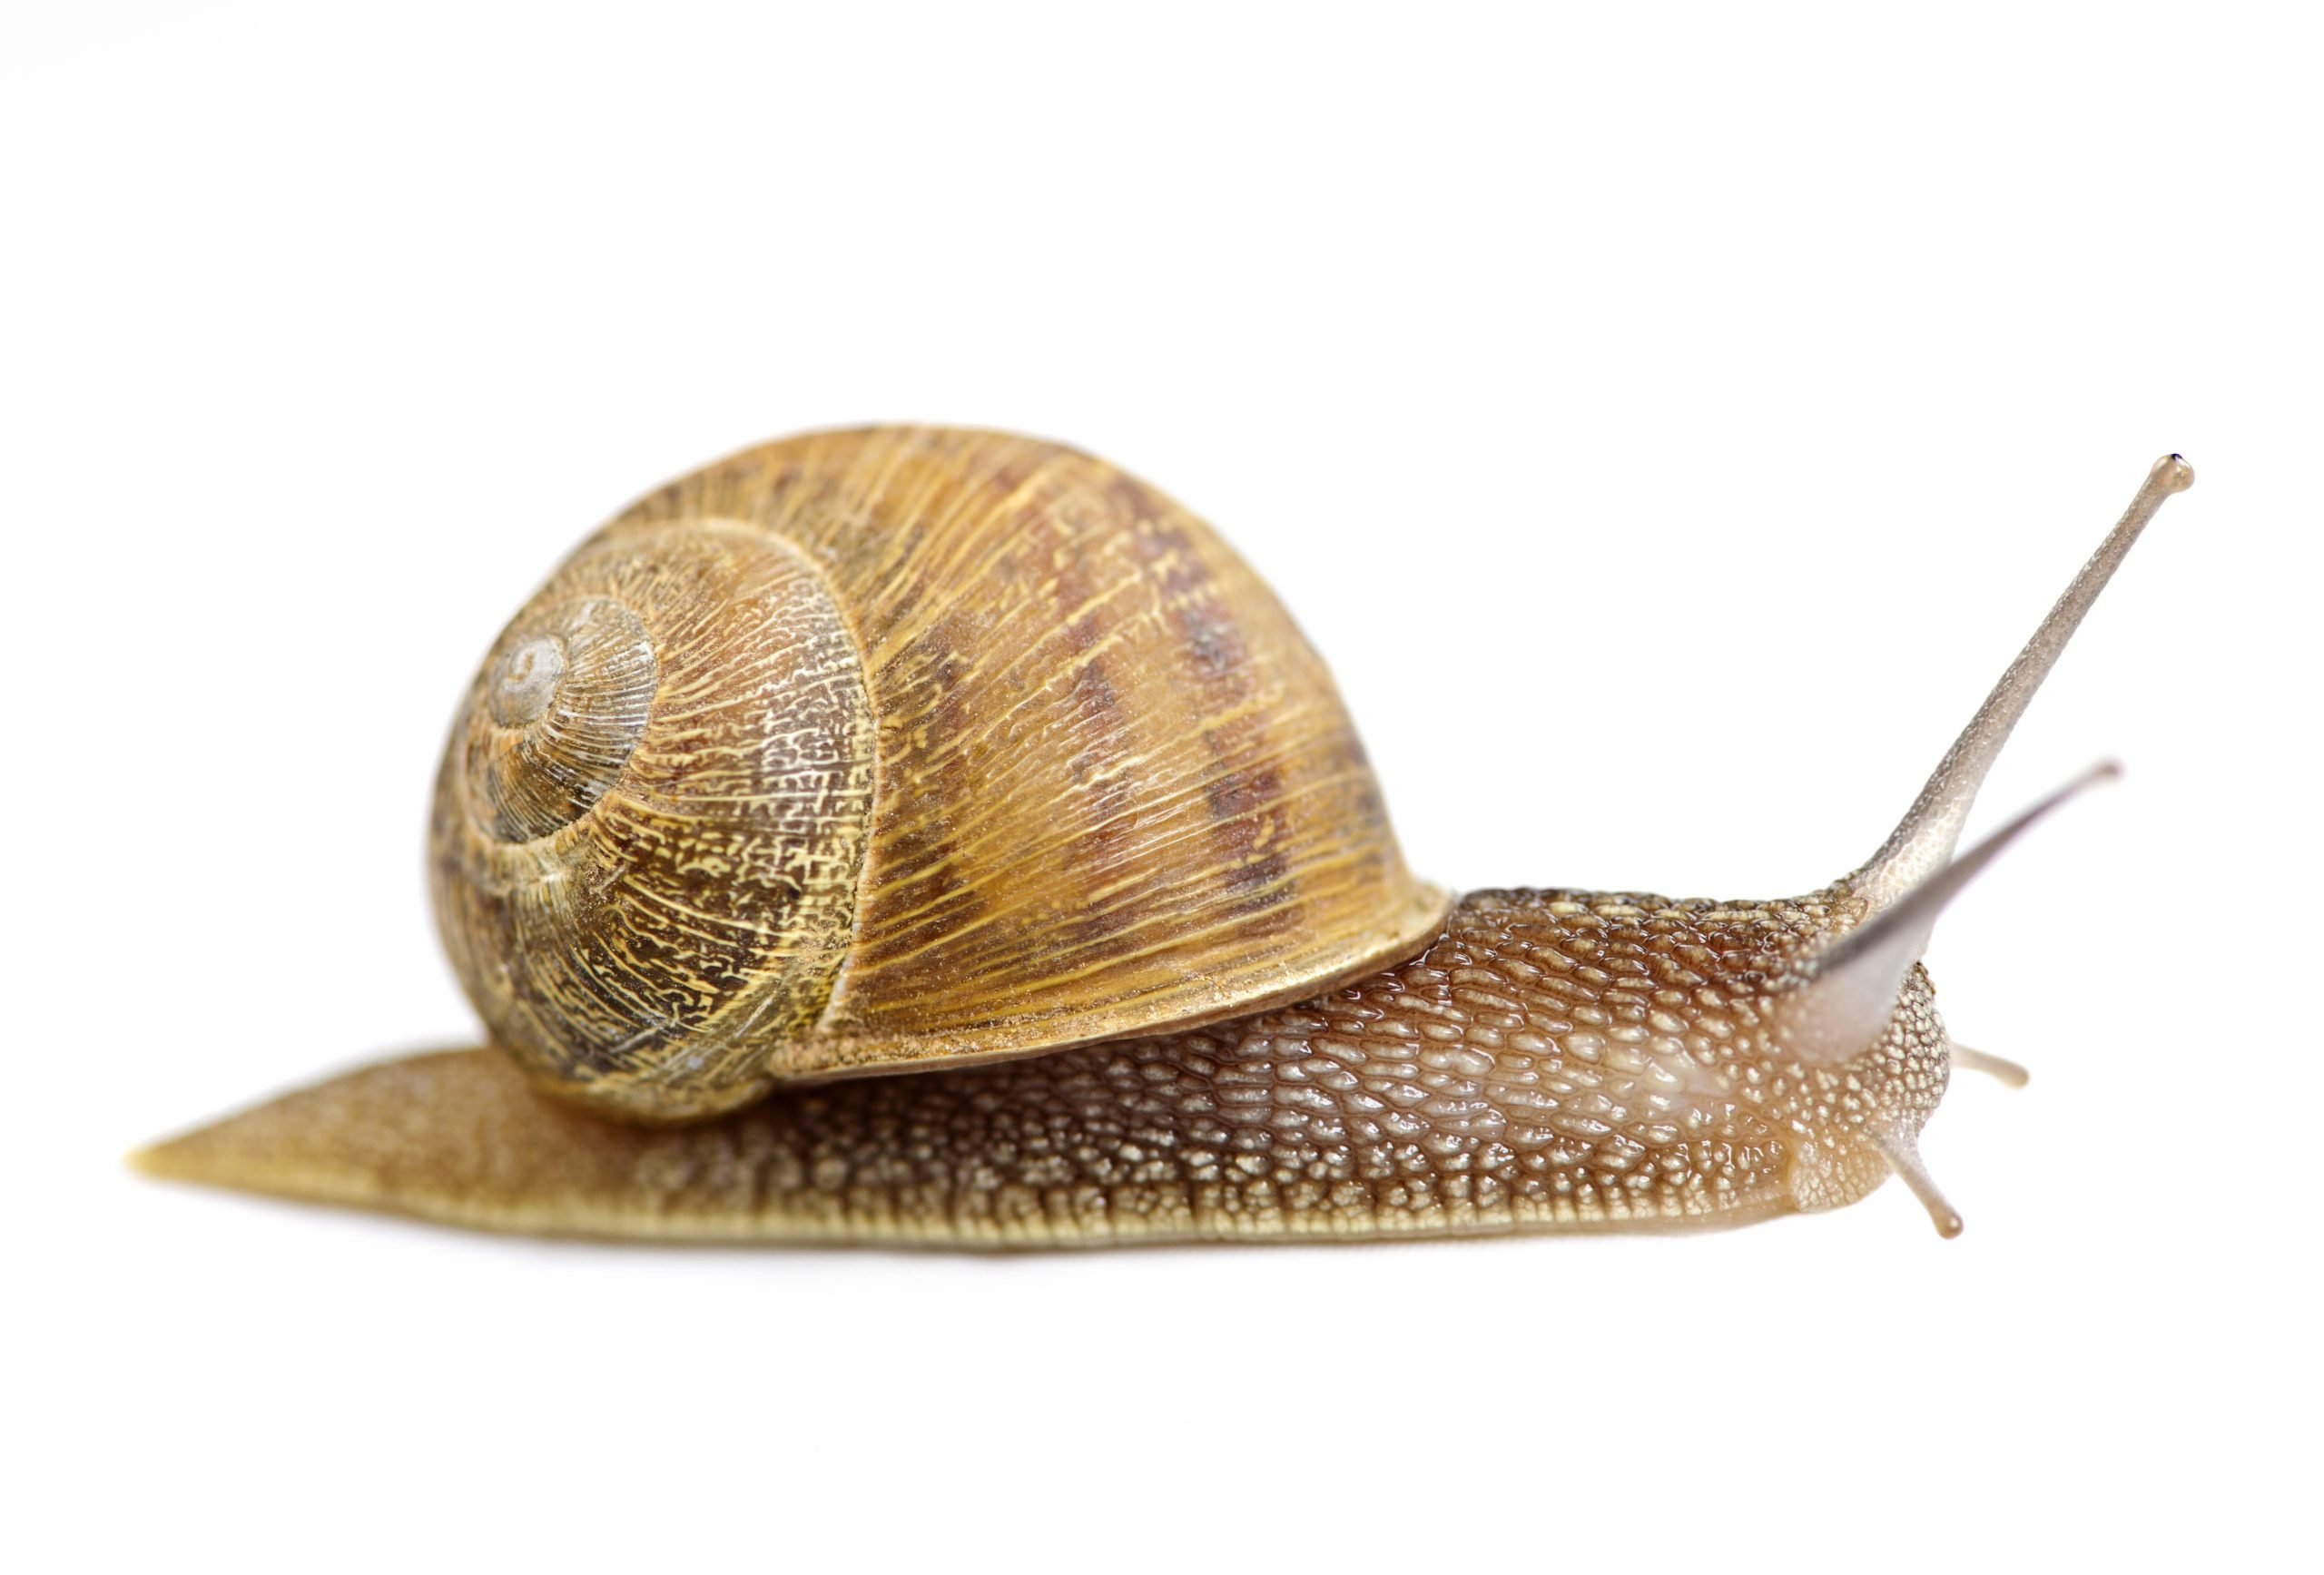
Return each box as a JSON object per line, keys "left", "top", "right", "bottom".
{"left": 1848, "top": 454, "right": 2191, "bottom": 914}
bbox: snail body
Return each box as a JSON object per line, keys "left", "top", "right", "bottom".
{"left": 145, "top": 889, "right": 1940, "bottom": 1243}
{"left": 138, "top": 431, "right": 2193, "bottom": 1245}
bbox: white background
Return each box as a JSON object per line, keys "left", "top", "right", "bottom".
{"left": 5, "top": 4, "right": 2317, "bottom": 1570}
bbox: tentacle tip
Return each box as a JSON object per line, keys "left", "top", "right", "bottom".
{"left": 1875, "top": 1131, "right": 1966, "bottom": 1240}
{"left": 1946, "top": 1044, "right": 2033, "bottom": 1088}
{"left": 2152, "top": 453, "right": 2194, "bottom": 494}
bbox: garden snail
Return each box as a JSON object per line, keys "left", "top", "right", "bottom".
{"left": 136, "top": 428, "right": 2192, "bottom": 1245}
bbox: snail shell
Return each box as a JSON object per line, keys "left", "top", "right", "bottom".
{"left": 431, "top": 428, "right": 1448, "bottom": 1121}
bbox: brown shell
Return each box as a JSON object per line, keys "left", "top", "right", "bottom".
{"left": 431, "top": 427, "right": 1448, "bottom": 1120}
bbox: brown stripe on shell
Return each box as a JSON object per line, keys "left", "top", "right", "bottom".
{"left": 1049, "top": 552, "right": 1146, "bottom": 960}
{"left": 1114, "top": 478, "right": 1296, "bottom": 918}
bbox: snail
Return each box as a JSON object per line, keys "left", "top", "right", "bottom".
{"left": 135, "top": 428, "right": 2192, "bottom": 1245}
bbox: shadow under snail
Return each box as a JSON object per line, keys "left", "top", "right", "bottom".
{"left": 137, "top": 428, "right": 2193, "bottom": 1246}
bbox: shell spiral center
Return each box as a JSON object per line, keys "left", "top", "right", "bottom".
{"left": 466, "top": 599, "right": 656, "bottom": 842}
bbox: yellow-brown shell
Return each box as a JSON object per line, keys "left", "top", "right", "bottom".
{"left": 431, "top": 427, "right": 1449, "bottom": 1120}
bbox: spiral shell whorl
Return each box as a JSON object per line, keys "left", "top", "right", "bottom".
{"left": 469, "top": 601, "right": 655, "bottom": 842}
{"left": 433, "top": 519, "right": 875, "bottom": 1121}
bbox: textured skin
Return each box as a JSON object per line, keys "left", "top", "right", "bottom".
{"left": 432, "top": 428, "right": 1446, "bottom": 1118}
{"left": 140, "top": 889, "right": 1951, "bottom": 1246}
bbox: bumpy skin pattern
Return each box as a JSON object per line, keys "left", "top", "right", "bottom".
{"left": 140, "top": 889, "right": 1950, "bottom": 1246}
{"left": 432, "top": 427, "right": 1446, "bottom": 1118}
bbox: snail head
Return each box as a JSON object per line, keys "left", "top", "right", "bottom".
{"left": 1758, "top": 455, "right": 2192, "bottom": 1233}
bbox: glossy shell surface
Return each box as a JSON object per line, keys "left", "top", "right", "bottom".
{"left": 432, "top": 427, "right": 1448, "bottom": 1118}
